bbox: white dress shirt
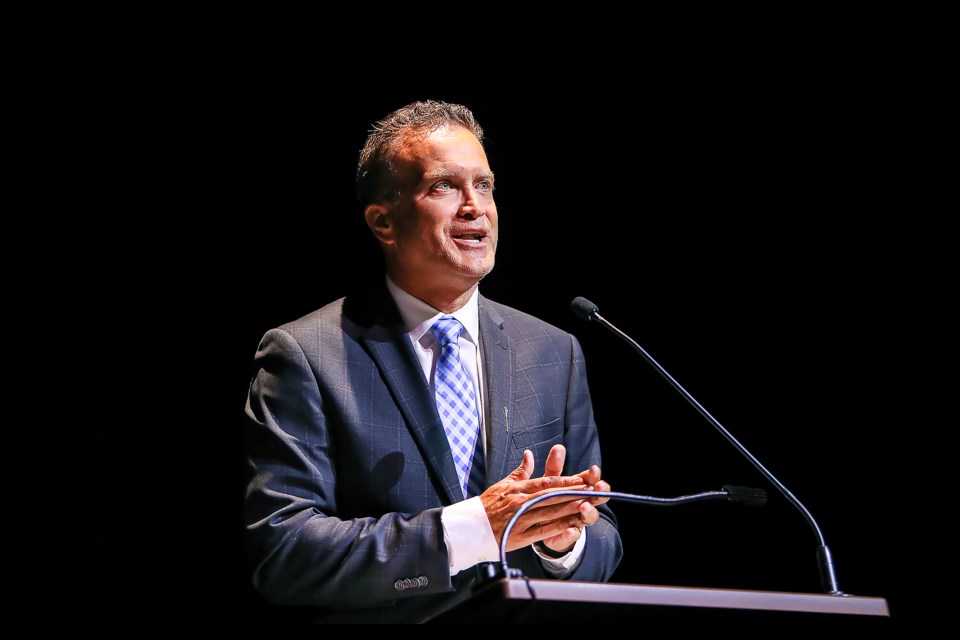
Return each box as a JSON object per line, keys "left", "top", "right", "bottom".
{"left": 385, "top": 278, "right": 586, "bottom": 577}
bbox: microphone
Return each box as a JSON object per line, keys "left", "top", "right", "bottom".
{"left": 484, "top": 485, "right": 767, "bottom": 582}
{"left": 571, "top": 296, "right": 844, "bottom": 596}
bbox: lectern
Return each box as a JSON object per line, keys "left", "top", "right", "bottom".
{"left": 426, "top": 579, "right": 889, "bottom": 625}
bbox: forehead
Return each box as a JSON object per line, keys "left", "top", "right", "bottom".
{"left": 394, "top": 126, "right": 490, "bottom": 176}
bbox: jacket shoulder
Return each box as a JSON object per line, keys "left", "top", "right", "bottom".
{"left": 481, "top": 297, "right": 572, "bottom": 342}
{"left": 276, "top": 298, "right": 346, "bottom": 338}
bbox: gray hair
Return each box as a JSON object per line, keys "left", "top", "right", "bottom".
{"left": 356, "top": 100, "right": 484, "bottom": 205}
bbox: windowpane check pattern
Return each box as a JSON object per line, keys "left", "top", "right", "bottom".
{"left": 430, "top": 317, "right": 484, "bottom": 498}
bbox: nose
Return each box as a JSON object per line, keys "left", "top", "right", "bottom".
{"left": 458, "top": 186, "right": 486, "bottom": 219}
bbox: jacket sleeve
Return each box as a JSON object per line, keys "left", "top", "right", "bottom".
{"left": 243, "top": 328, "right": 453, "bottom": 608}
{"left": 561, "top": 334, "right": 624, "bottom": 582}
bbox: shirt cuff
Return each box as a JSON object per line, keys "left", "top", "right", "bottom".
{"left": 533, "top": 527, "right": 587, "bottom": 576}
{"left": 441, "top": 497, "right": 500, "bottom": 576}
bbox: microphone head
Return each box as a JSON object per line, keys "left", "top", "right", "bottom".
{"left": 571, "top": 297, "right": 599, "bottom": 321}
{"left": 723, "top": 485, "right": 768, "bottom": 507}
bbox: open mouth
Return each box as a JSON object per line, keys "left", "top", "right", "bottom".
{"left": 452, "top": 232, "right": 486, "bottom": 244}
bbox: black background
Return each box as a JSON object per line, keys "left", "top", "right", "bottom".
{"left": 91, "top": 45, "right": 952, "bottom": 624}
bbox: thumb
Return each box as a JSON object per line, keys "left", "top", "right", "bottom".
{"left": 507, "top": 449, "right": 535, "bottom": 481}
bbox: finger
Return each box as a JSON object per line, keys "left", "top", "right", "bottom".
{"left": 541, "top": 527, "right": 581, "bottom": 554}
{"left": 507, "top": 492, "right": 589, "bottom": 515}
{"left": 576, "top": 464, "right": 602, "bottom": 487}
{"left": 580, "top": 479, "right": 611, "bottom": 504}
{"left": 585, "top": 493, "right": 610, "bottom": 507}
{"left": 586, "top": 480, "right": 611, "bottom": 506}
{"left": 506, "top": 515, "right": 583, "bottom": 552}
{"left": 579, "top": 502, "right": 601, "bottom": 527}
{"left": 516, "top": 474, "right": 586, "bottom": 494}
{"left": 543, "top": 444, "right": 566, "bottom": 477}
{"left": 516, "top": 497, "right": 589, "bottom": 525}
{"left": 506, "top": 449, "right": 535, "bottom": 482}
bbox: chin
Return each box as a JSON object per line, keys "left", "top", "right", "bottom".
{"left": 463, "top": 260, "right": 495, "bottom": 281}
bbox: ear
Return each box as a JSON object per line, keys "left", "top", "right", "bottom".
{"left": 364, "top": 203, "right": 394, "bottom": 244}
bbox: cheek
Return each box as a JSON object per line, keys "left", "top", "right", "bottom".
{"left": 394, "top": 207, "right": 448, "bottom": 246}
{"left": 413, "top": 204, "right": 451, "bottom": 236}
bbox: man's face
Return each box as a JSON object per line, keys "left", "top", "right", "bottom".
{"left": 373, "top": 125, "right": 498, "bottom": 295}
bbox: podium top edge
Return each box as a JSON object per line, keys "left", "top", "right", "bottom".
{"left": 495, "top": 579, "right": 889, "bottom": 617}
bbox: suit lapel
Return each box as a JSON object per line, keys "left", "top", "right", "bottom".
{"left": 479, "top": 296, "right": 515, "bottom": 487}
{"left": 352, "top": 289, "right": 464, "bottom": 506}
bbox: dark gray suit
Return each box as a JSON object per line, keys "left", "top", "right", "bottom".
{"left": 243, "top": 283, "right": 622, "bottom": 622}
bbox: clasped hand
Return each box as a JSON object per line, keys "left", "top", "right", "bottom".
{"left": 480, "top": 444, "right": 610, "bottom": 554}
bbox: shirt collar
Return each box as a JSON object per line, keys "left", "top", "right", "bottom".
{"left": 386, "top": 276, "right": 481, "bottom": 347}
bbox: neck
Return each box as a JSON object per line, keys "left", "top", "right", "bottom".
{"left": 388, "top": 274, "right": 479, "bottom": 314}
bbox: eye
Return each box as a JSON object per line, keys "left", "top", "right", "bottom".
{"left": 476, "top": 179, "right": 494, "bottom": 192}
{"left": 431, "top": 180, "right": 453, "bottom": 193}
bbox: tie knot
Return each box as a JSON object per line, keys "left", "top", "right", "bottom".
{"left": 430, "top": 316, "right": 464, "bottom": 347}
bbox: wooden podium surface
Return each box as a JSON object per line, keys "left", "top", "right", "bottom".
{"left": 426, "top": 579, "right": 889, "bottom": 624}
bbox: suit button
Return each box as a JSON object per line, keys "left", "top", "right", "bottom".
{"left": 394, "top": 580, "right": 405, "bottom": 591}
{"left": 402, "top": 578, "right": 413, "bottom": 589}
{"left": 417, "top": 576, "right": 428, "bottom": 587}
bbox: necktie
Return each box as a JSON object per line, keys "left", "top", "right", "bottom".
{"left": 430, "top": 317, "right": 485, "bottom": 498}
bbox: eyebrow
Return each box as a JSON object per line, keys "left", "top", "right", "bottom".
{"left": 423, "top": 169, "right": 496, "bottom": 182}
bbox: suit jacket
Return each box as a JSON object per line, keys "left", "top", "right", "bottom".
{"left": 243, "top": 283, "right": 622, "bottom": 623}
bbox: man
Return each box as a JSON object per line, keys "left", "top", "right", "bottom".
{"left": 243, "top": 100, "right": 622, "bottom": 623}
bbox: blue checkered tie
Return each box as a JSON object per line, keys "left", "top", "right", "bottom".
{"left": 431, "top": 317, "right": 484, "bottom": 498}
